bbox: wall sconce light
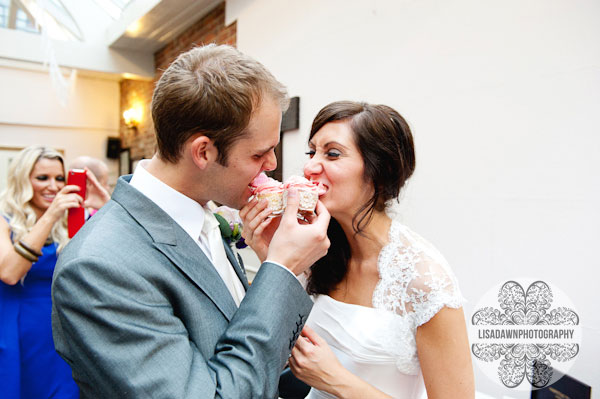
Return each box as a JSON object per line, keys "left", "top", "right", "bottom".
{"left": 123, "top": 106, "right": 142, "bottom": 128}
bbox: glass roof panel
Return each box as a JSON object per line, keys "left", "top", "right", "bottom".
{"left": 0, "top": 0, "right": 87, "bottom": 40}
{"left": 0, "top": 0, "right": 9, "bottom": 29}
{"left": 0, "top": 0, "right": 40, "bottom": 34}
{"left": 20, "top": 0, "right": 79, "bottom": 40}
{"left": 0, "top": 0, "right": 135, "bottom": 41}
{"left": 91, "top": 0, "right": 133, "bottom": 20}
{"left": 15, "top": 8, "right": 38, "bottom": 33}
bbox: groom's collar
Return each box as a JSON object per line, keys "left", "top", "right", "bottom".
{"left": 111, "top": 175, "right": 177, "bottom": 245}
{"left": 130, "top": 159, "right": 206, "bottom": 246}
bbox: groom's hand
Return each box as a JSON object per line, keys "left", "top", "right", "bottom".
{"left": 266, "top": 188, "right": 330, "bottom": 275}
{"left": 240, "top": 198, "right": 280, "bottom": 263}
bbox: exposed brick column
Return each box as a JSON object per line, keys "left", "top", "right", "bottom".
{"left": 119, "top": 79, "right": 155, "bottom": 161}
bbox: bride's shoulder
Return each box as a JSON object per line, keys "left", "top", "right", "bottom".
{"left": 375, "top": 220, "right": 465, "bottom": 320}
{"left": 382, "top": 219, "right": 451, "bottom": 274}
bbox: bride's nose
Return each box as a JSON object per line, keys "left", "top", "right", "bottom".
{"left": 303, "top": 157, "right": 323, "bottom": 178}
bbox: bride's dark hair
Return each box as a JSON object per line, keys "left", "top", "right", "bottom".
{"left": 306, "top": 101, "right": 416, "bottom": 296}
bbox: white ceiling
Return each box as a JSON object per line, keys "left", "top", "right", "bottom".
{"left": 107, "top": 0, "right": 222, "bottom": 53}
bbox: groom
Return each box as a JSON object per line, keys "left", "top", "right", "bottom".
{"left": 51, "top": 44, "right": 330, "bottom": 398}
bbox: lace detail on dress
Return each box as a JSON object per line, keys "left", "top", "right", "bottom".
{"left": 372, "top": 219, "right": 465, "bottom": 374}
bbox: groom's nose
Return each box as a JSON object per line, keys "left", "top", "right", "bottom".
{"left": 263, "top": 149, "right": 277, "bottom": 172}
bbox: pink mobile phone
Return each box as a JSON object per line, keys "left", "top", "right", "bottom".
{"left": 67, "top": 169, "right": 87, "bottom": 238}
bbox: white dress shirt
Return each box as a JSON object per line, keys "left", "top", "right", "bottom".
{"left": 130, "top": 160, "right": 245, "bottom": 306}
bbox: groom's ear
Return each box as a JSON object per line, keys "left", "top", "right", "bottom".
{"left": 189, "top": 135, "right": 218, "bottom": 170}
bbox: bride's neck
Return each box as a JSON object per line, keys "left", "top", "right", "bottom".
{"left": 338, "top": 210, "right": 392, "bottom": 266}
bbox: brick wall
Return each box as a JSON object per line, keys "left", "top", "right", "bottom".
{"left": 154, "top": 3, "right": 236, "bottom": 80}
{"left": 119, "top": 2, "right": 236, "bottom": 161}
{"left": 119, "top": 78, "right": 155, "bottom": 161}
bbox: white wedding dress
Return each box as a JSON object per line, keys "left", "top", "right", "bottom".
{"left": 305, "top": 219, "right": 465, "bottom": 399}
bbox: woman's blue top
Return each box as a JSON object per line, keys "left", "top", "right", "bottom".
{"left": 0, "top": 220, "right": 78, "bottom": 398}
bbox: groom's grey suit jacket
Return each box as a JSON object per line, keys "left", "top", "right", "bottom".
{"left": 51, "top": 176, "right": 313, "bottom": 398}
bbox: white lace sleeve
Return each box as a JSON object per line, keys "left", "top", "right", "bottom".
{"left": 373, "top": 221, "right": 465, "bottom": 327}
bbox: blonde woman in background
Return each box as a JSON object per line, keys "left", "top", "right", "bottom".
{"left": 0, "top": 146, "right": 107, "bottom": 399}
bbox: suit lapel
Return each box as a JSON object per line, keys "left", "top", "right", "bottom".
{"left": 112, "top": 176, "right": 238, "bottom": 321}
{"left": 153, "top": 237, "right": 238, "bottom": 321}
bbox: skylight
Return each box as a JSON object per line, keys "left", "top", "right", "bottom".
{"left": 91, "top": 0, "right": 133, "bottom": 20}
{"left": 0, "top": 0, "right": 39, "bottom": 34}
{"left": 0, "top": 0, "right": 87, "bottom": 40}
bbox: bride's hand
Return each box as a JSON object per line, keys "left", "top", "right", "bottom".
{"left": 239, "top": 198, "right": 280, "bottom": 263}
{"left": 289, "top": 326, "right": 345, "bottom": 393}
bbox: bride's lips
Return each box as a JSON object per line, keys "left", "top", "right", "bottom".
{"left": 307, "top": 179, "right": 328, "bottom": 196}
{"left": 318, "top": 183, "right": 328, "bottom": 196}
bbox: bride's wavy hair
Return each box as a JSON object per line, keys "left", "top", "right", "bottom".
{"left": 306, "top": 101, "right": 416, "bottom": 295}
{"left": 0, "top": 146, "right": 69, "bottom": 252}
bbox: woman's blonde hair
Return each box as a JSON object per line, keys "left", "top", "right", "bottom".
{"left": 0, "top": 146, "right": 69, "bottom": 251}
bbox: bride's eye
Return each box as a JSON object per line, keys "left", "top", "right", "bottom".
{"left": 305, "top": 150, "right": 315, "bottom": 158}
{"left": 326, "top": 150, "right": 341, "bottom": 159}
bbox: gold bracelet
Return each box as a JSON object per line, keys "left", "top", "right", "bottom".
{"left": 18, "top": 240, "right": 43, "bottom": 257}
{"left": 14, "top": 242, "right": 39, "bottom": 263}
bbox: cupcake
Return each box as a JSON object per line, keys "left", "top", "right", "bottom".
{"left": 283, "top": 176, "right": 325, "bottom": 217}
{"left": 249, "top": 173, "right": 285, "bottom": 216}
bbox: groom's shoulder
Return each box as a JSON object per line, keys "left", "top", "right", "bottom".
{"left": 60, "top": 198, "right": 153, "bottom": 264}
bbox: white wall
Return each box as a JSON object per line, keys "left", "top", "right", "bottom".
{"left": 229, "top": 0, "right": 600, "bottom": 396}
{"left": 0, "top": 63, "right": 121, "bottom": 189}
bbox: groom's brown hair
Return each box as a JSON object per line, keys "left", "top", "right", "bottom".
{"left": 152, "top": 44, "right": 289, "bottom": 165}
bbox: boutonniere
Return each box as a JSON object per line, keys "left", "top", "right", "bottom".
{"left": 213, "top": 206, "right": 247, "bottom": 249}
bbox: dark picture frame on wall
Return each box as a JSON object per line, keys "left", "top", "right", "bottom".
{"left": 267, "top": 96, "right": 300, "bottom": 182}
{"left": 119, "top": 148, "right": 131, "bottom": 176}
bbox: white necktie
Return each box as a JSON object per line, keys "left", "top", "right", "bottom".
{"left": 201, "top": 211, "right": 245, "bottom": 306}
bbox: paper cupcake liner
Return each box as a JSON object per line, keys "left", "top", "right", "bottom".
{"left": 257, "top": 191, "right": 284, "bottom": 216}
{"left": 283, "top": 188, "right": 318, "bottom": 214}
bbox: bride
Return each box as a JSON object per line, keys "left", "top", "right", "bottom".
{"left": 242, "top": 101, "right": 474, "bottom": 398}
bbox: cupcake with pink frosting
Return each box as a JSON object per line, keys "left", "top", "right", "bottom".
{"left": 249, "top": 173, "right": 285, "bottom": 216}
{"left": 283, "top": 176, "right": 325, "bottom": 217}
